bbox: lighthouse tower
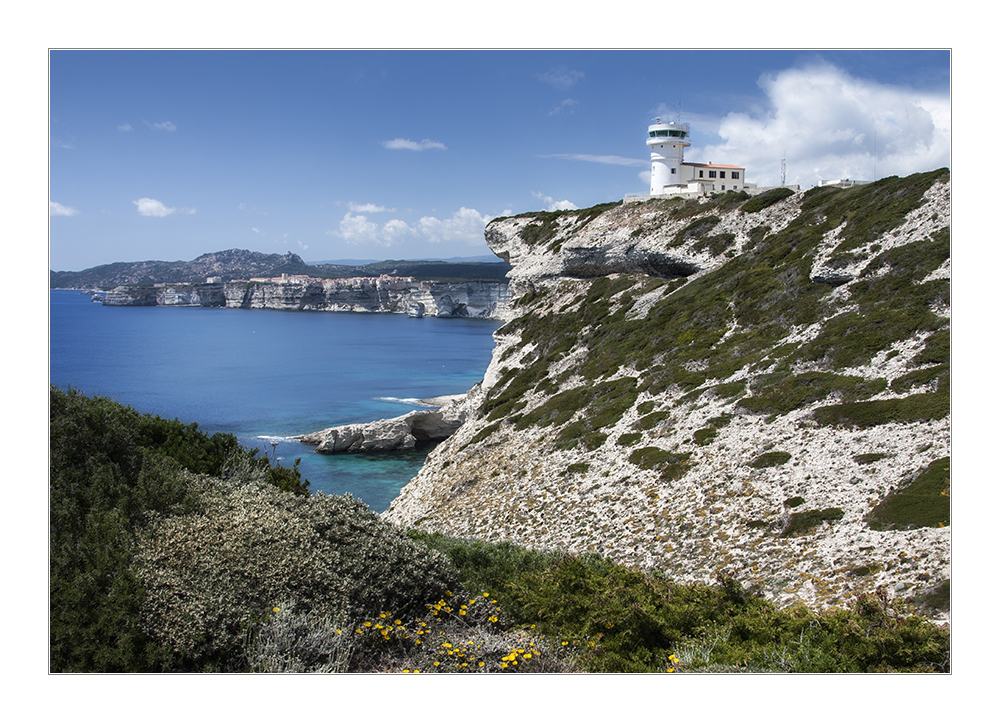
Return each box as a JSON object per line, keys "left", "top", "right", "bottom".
{"left": 647, "top": 118, "right": 690, "bottom": 195}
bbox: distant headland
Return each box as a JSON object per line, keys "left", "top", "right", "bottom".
{"left": 50, "top": 249, "right": 513, "bottom": 319}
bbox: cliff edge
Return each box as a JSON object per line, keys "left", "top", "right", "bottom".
{"left": 383, "top": 170, "right": 951, "bottom": 617}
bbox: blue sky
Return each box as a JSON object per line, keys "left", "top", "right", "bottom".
{"left": 49, "top": 49, "right": 951, "bottom": 271}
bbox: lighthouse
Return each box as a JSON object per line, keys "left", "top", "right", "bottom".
{"left": 647, "top": 118, "right": 691, "bottom": 195}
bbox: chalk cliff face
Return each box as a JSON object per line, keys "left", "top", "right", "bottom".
{"left": 383, "top": 171, "right": 951, "bottom": 617}
{"left": 103, "top": 279, "right": 510, "bottom": 319}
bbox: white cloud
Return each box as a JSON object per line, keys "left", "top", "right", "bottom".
{"left": 382, "top": 138, "right": 447, "bottom": 151}
{"left": 330, "top": 207, "right": 493, "bottom": 246}
{"left": 382, "top": 219, "right": 416, "bottom": 245}
{"left": 50, "top": 201, "right": 79, "bottom": 217}
{"left": 418, "top": 207, "right": 493, "bottom": 245}
{"left": 689, "top": 61, "right": 950, "bottom": 187}
{"left": 118, "top": 122, "right": 132, "bottom": 132}
{"left": 549, "top": 98, "right": 579, "bottom": 116}
{"left": 134, "top": 198, "right": 174, "bottom": 216}
{"left": 133, "top": 198, "right": 194, "bottom": 217}
{"left": 538, "top": 66, "right": 584, "bottom": 89}
{"left": 349, "top": 202, "right": 394, "bottom": 213}
{"left": 330, "top": 212, "right": 415, "bottom": 246}
{"left": 533, "top": 191, "right": 577, "bottom": 212}
{"left": 543, "top": 153, "right": 647, "bottom": 167}
{"left": 145, "top": 120, "right": 177, "bottom": 132}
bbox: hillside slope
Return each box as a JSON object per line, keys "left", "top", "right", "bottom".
{"left": 50, "top": 249, "right": 511, "bottom": 289}
{"left": 383, "top": 170, "right": 951, "bottom": 616}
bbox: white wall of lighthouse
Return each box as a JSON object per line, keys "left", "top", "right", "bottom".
{"left": 647, "top": 119, "right": 690, "bottom": 195}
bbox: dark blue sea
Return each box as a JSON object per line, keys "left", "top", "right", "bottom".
{"left": 49, "top": 290, "right": 501, "bottom": 512}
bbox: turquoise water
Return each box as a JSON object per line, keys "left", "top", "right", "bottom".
{"left": 49, "top": 290, "right": 500, "bottom": 511}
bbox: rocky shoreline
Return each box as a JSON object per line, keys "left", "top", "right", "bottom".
{"left": 296, "top": 394, "right": 470, "bottom": 454}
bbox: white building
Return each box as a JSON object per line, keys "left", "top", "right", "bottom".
{"left": 818, "top": 179, "right": 870, "bottom": 188}
{"left": 646, "top": 118, "right": 748, "bottom": 196}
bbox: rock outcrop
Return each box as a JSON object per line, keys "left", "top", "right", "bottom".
{"left": 298, "top": 397, "right": 468, "bottom": 453}
{"left": 382, "top": 171, "right": 952, "bottom": 619}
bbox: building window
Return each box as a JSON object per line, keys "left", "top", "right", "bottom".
{"left": 719, "top": 171, "right": 726, "bottom": 178}
{"left": 698, "top": 170, "right": 704, "bottom": 178}
{"left": 709, "top": 170, "right": 717, "bottom": 179}
{"left": 732, "top": 171, "right": 740, "bottom": 179}
{"left": 671, "top": 168, "right": 676, "bottom": 174}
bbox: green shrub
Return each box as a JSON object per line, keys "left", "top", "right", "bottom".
{"left": 628, "top": 447, "right": 692, "bottom": 481}
{"left": 405, "top": 533, "right": 949, "bottom": 673}
{"left": 781, "top": 507, "right": 844, "bottom": 537}
{"left": 739, "top": 372, "right": 887, "bottom": 416}
{"left": 617, "top": 432, "right": 641, "bottom": 447}
{"left": 854, "top": 453, "right": 890, "bottom": 465}
{"left": 740, "top": 186, "right": 795, "bottom": 213}
{"left": 867, "top": 457, "right": 950, "bottom": 530}
{"left": 49, "top": 387, "right": 447, "bottom": 672}
{"left": 813, "top": 388, "right": 948, "bottom": 428}
{"left": 750, "top": 451, "right": 792, "bottom": 468}
{"left": 133, "top": 478, "right": 460, "bottom": 670}
{"left": 692, "top": 427, "right": 718, "bottom": 446}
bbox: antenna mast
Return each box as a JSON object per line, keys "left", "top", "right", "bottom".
{"left": 781, "top": 152, "right": 786, "bottom": 186}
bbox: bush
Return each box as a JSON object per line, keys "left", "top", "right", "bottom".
{"left": 400, "top": 533, "right": 950, "bottom": 673}
{"left": 49, "top": 387, "right": 446, "bottom": 672}
{"left": 750, "top": 451, "right": 792, "bottom": 468}
{"left": 133, "top": 477, "right": 460, "bottom": 670}
{"left": 867, "top": 457, "right": 950, "bottom": 530}
{"left": 740, "top": 186, "right": 795, "bottom": 213}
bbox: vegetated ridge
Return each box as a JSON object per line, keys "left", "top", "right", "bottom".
{"left": 383, "top": 170, "right": 951, "bottom": 619}
{"left": 50, "top": 249, "right": 511, "bottom": 289}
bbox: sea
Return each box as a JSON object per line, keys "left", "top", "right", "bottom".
{"left": 49, "top": 289, "right": 501, "bottom": 512}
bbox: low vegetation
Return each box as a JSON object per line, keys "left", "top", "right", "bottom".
{"left": 51, "top": 389, "right": 948, "bottom": 673}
